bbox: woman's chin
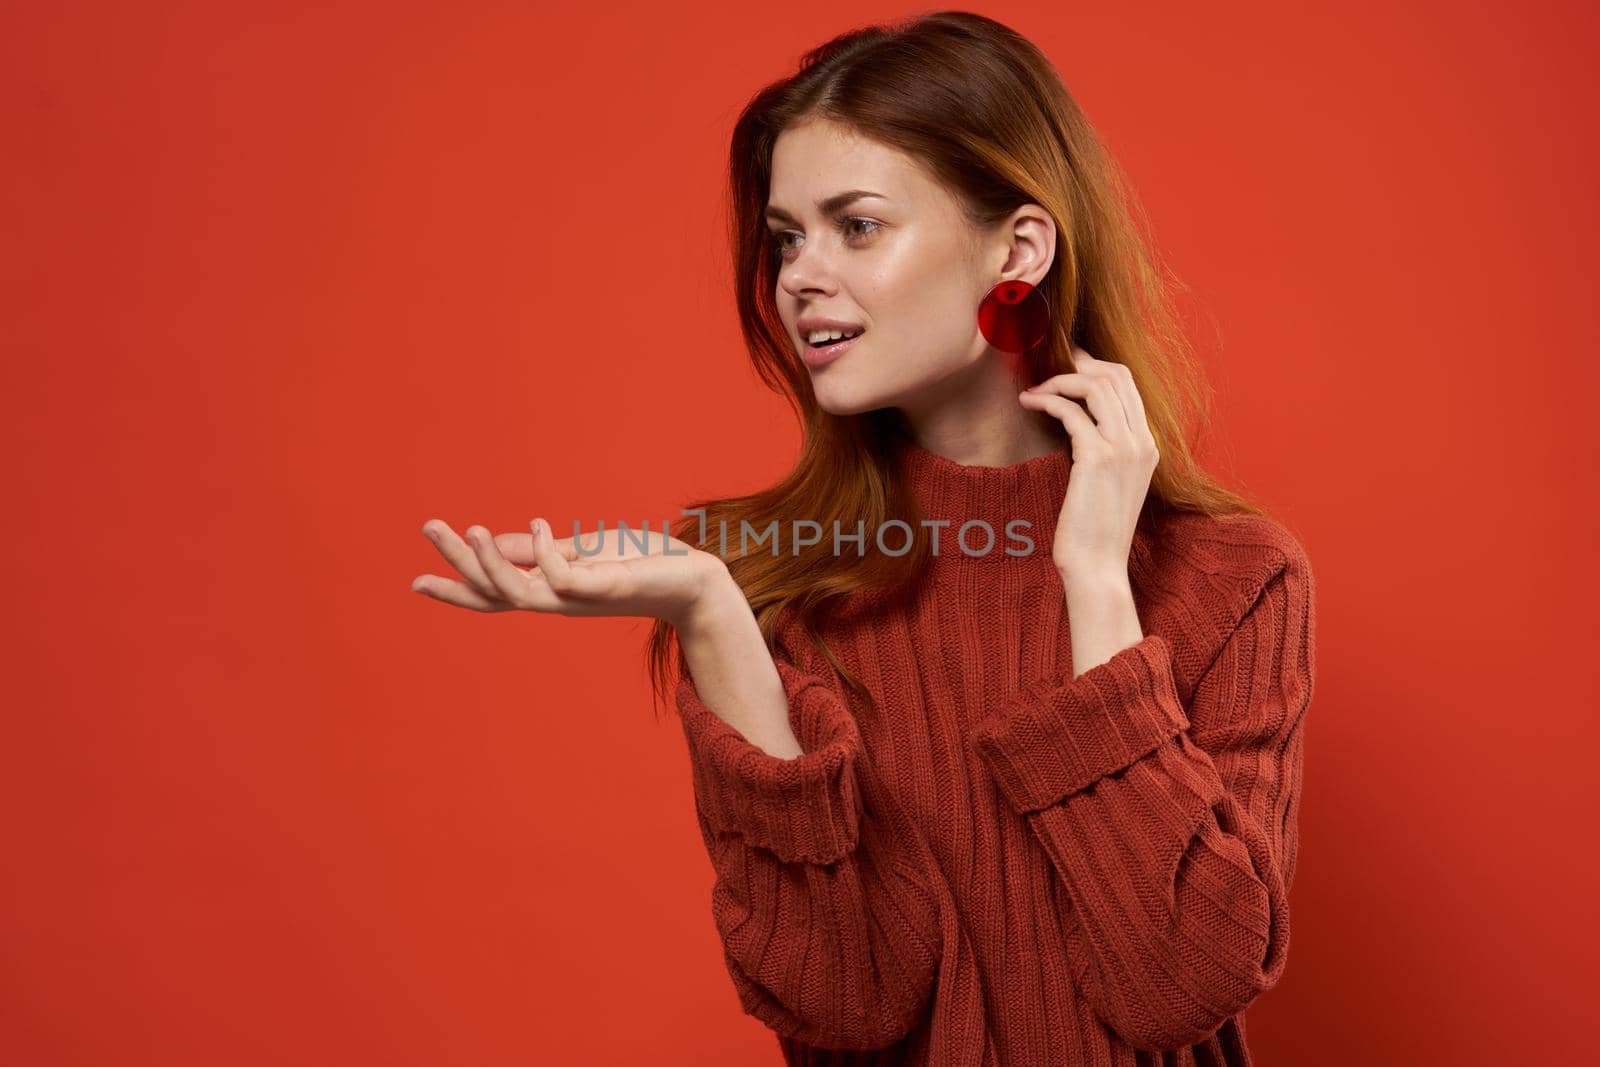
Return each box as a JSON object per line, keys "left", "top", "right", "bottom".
{"left": 811, "top": 382, "right": 881, "bottom": 417}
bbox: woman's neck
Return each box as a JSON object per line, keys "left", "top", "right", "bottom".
{"left": 900, "top": 419, "right": 1068, "bottom": 467}
{"left": 894, "top": 352, "right": 1068, "bottom": 467}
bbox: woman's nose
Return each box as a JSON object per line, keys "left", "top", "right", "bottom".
{"left": 779, "top": 247, "right": 838, "bottom": 297}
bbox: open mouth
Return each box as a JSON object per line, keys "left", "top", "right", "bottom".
{"left": 807, "top": 327, "right": 864, "bottom": 351}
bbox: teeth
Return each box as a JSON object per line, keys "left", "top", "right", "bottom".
{"left": 806, "top": 327, "right": 863, "bottom": 344}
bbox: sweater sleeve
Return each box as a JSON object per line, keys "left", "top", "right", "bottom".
{"left": 967, "top": 550, "right": 1315, "bottom": 1051}
{"left": 676, "top": 650, "right": 943, "bottom": 1050}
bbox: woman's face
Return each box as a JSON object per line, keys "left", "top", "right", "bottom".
{"left": 765, "top": 118, "right": 1047, "bottom": 417}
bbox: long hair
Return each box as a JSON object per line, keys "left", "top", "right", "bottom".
{"left": 644, "top": 10, "right": 1271, "bottom": 721}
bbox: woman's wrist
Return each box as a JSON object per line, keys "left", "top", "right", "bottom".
{"left": 675, "top": 555, "right": 744, "bottom": 636}
{"left": 673, "top": 563, "right": 804, "bottom": 759}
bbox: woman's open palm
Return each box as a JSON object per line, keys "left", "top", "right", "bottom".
{"left": 411, "top": 517, "right": 725, "bottom": 625}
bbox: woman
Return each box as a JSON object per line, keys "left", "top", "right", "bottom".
{"left": 412, "top": 11, "right": 1316, "bottom": 1066}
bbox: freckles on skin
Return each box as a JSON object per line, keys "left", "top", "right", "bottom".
{"left": 833, "top": 220, "right": 991, "bottom": 413}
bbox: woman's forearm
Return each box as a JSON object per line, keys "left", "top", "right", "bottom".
{"left": 1061, "top": 565, "right": 1145, "bottom": 679}
{"left": 676, "top": 573, "right": 805, "bottom": 759}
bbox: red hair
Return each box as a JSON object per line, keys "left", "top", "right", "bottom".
{"left": 645, "top": 10, "right": 1274, "bottom": 720}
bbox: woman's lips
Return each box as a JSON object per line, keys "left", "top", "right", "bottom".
{"left": 800, "top": 330, "right": 862, "bottom": 369}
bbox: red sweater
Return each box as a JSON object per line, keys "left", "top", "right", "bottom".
{"left": 674, "top": 438, "right": 1317, "bottom": 1066}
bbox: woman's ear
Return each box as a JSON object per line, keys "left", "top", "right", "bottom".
{"left": 996, "top": 204, "right": 1056, "bottom": 287}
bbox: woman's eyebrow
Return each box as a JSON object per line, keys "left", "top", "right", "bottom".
{"left": 764, "top": 189, "right": 888, "bottom": 224}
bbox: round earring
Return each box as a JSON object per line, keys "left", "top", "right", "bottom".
{"left": 977, "top": 279, "right": 1051, "bottom": 354}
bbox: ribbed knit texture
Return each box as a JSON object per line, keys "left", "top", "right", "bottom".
{"left": 674, "top": 438, "right": 1317, "bottom": 1066}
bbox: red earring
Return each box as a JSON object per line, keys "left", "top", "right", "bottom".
{"left": 977, "top": 279, "right": 1051, "bottom": 354}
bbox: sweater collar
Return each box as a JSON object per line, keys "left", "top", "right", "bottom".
{"left": 891, "top": 436, "right": 1072, "bottom": 565}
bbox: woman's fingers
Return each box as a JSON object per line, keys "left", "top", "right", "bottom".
{"left": 1025, "top": 367, "right": 1133, "bottom": 441}
{"left": 413, "top": 514, "right": 720, "bottom": 622}
{"left": 529, "top": 518, "right": 616, "bottom": 600}
{"left": 1018, "top": 389, "right": 1111, "bottom": 461}
{"left": 493, "top": 527, "right": 582, "bottom": 567}
{"left": 1073, "top": 347, "right": 1151, "bottom": 441}
{"left": 422, "top": 520, "right": 503, "bottom": 599}
{"left": 466, "top": 523, "right": 555, "bottom": 608}
{"left": 415, "top": 517, "right": 613, "bottom": 614}
{"left": 412, "top": 573, "right": 510, "bottom": 613}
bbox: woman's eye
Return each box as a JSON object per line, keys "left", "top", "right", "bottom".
{"left": 842, "top": 217, "right": 880, "bottom": 240}
{"left": 768, "top": 218, "right": 881, "bottom": 261}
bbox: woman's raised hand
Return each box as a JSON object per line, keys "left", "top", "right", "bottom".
{"left": 1018, "top": 345, "right": 1159, "bottom": 583}
{"left": 411, "top": 517, "right": 728, "bottom": 627}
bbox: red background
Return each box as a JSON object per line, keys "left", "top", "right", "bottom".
{"left": 5, "top": 1, "right": 1596, "bottom": 1062}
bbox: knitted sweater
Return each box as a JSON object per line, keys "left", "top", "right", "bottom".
{"left": 673, "top": 437, "right": 1317, "bottom": 1066}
